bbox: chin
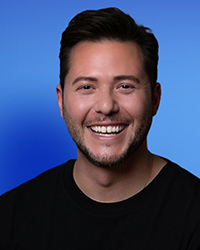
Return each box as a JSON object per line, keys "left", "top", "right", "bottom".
{"left": 77, "top": 142, "right": 139, "bottom": 169}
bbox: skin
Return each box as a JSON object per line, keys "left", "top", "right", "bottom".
{"left": 56, "top": 40, "right": 166, "bottom": 202}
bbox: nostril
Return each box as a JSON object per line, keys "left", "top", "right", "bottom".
{"left": 94, "top": 94, "right": 119, "bottom": 115}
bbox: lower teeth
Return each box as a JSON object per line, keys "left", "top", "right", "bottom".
{"left": 96, "top": 132, "right": 117, "bottom": 136}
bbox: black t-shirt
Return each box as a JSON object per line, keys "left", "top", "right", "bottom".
{"left": 1, "top": 159, "right": 200, "bottom": 249}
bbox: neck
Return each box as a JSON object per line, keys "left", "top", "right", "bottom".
{"left": 73, "top": 145, "right": 166, "bottom": 203}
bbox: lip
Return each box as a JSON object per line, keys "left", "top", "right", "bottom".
{"left": 87, "top": 124, "right": 129, "bottom": 141}
{"left": 86, "top": 121, "right": 129, "bottom": 127}
{"left": 90, "top": 125, "right": 126, "bottom": 134}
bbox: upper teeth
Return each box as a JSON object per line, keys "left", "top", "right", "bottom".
{"left": 90, "top": 125, "right": 125, "bottom": 134}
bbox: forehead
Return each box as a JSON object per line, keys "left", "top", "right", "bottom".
{"left": 66, "top": 40, "right": 146, "bottom": 81}
{"left": 70, "top": 40, "right": 143, "bottom": 62}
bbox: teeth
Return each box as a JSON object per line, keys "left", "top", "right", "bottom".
{"left": 102, "top": 126, "right": 106, "bottom": 133}
{"left": 107, "top": 126, "right": 112, "bottom": 133}
{"left": 90, "top": 125, "right": 125, "bottom": 134}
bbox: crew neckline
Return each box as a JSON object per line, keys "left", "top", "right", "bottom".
{"left": 63, "top": 159, "right": 180, "bottom": 217}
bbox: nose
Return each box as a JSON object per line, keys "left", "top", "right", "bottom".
{"left": 94, "top": 90, "right": 119, "bottom": 115}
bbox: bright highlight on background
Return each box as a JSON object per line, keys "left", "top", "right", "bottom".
{"left": 1, "top": 0, "right": 200, "bottom": 195}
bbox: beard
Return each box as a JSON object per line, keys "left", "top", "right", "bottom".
{"left": 62, "top": 105, "right": 153, "bottom": 168}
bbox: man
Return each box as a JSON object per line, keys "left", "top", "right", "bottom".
{"left": 1, "top": 7, "right": 200, "bottom": 249}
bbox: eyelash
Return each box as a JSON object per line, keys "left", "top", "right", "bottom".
{"left": 118, "top": 84, "right": 136, "bottom": 91}
{"left": 76, "top": 83, "right": 135, "bottom": 93}
{"left": 80, "top": 85, "right": 92, "bottom": 90}
{"left": 120, "top": 84, "right": 133, "bottom": 89}
{"left": 76, "top": 85, "right": 95, "bottom": 94}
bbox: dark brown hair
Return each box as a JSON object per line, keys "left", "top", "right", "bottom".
{"left": 59, "top": 7, "right": 159, "bottom": 90}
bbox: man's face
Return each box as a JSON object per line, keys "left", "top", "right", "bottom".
{"left": 57, "top": 40, "right": 160, "bottom": 167}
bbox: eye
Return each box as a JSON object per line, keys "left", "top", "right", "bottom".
{"left": 77, "top": 85, "right": 93, "bottom": 90}
{"left": 76, "top": 84, "right": 95, "bottom": 94}
{"left": 118, "top": 83, "right": 135, "bottom": 92}
{"left": 80, "top": 85, "right": 92, "bottom": 90}
{"left": 120, "top": 84, "right": 131, "bottom": 89}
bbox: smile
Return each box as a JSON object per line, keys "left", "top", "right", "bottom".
{"left": 90, "top": 125, "right": 126, "bottom": 136}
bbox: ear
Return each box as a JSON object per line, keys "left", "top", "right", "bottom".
{"left": 152, "top": 82, "right": 161, "bottom": 116}
{"left": 56, "top": 84, "right": 64, "bottom": 118}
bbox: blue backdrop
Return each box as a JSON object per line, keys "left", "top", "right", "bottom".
{"left": 1, "top": 0, "right": 200, "bottom": 195}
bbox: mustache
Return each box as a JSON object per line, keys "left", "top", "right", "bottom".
{"left": 83, "top": 115, "right": 132, "bottom": 126}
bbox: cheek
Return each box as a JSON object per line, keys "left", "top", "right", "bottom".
{"left": 64, "top": 94, "right": 94, "bottom": 121}
{"left": 121, "top": 95, "right": 152, "bottom": 119}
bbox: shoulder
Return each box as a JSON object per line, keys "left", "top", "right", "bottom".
{"left": 167, "top": 161, "right": 200, "bottom": 248}
{"left": 152, "top": 158, "right": 200, "bottom": 214}
{"left": 161, "top": 159, "right": 200, "bottom": 194}
{"left": 165, "top": 159, "right": 200, "bottom": 186}
{"left": 0, "top": 160, "right": 75, "bottom": 248}
{"left": 0, "top": 160, "right": 75, "bottom": 210}
{"left": 161, "top": 159, "right": 200, "bottom": 214}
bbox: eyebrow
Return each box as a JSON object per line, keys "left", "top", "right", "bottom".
{"left": 72, "top": 75, "right": 140, "bottom": 85}
{"left": 72, "top": 76, "right": 97, "bottom": 85}
{"left": 113, "top": 75, "right": 140, "bottom": 84}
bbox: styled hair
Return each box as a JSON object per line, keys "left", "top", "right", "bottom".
{"left": 59, "top": 7, "right": 159, "bottom": 90}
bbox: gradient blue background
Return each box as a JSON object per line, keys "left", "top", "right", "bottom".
{"left": 1, "top": 0, "right": 200, "bottom": 195}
